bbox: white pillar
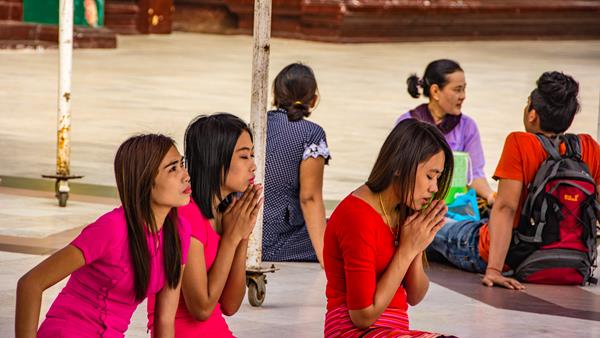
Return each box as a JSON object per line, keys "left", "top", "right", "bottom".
{"left": 247, "top": 0, "right": 272, "bottom": 269}
{"left": 57, "top": 0, "right": 73, "bottom": 184}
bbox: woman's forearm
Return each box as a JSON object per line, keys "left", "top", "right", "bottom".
{"left": 15, "top": 275, "right": 42, "bottom": 338}
{"left": 349, "top": 247, "right": 417, "bottom": 329}
{"left": 301, "top": 197, "right": 326, "bottom": 266}
{"left": 219, "top": 239, "right": 248, "bottom": 316}
{"left": 470, "top": 177, "right": 494, "bottom": 201}
{"left": 403, "top": 253, "right": 429, "bottom": 306}
{"left": 487, "top": 204, "right": 516, "bottom": 272}
{"left": 15, "top": 245, "right": 85, "bottom": 338}
{"left": 183, "top": 238, "right": 239, "bottom": 320}
{"left": 299, "top": 157, "right": 327, "bottom": 266}
{"left": 202, "top": 238, "right": 239, "bottom": 308}
{"left": 153, "top": 271, "right": 183, "bottom": 338}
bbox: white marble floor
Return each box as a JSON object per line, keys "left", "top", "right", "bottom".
{"left": 0, "top": 187, "right": 598, "bottom": 337}
{"left": 1, "top": 251, "right": 598, "bottom": 338}
{"left": 1, "top": 34, "right": 599, "bottom": 200}
{"left": 0, "top": 190, "right": 598, "bottom": 337}
{"left": 1, "top": 32, "right": 600, "bottom": 338}
{"left": 0, "top": 192, "right": 111, "bottom": 238}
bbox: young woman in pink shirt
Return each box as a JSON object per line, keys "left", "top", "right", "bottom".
{"left": 15, "top": 134, "right": 192, "bottom": 338}
{"left": 148, "top": 113, "right": 263, "bottom": 337}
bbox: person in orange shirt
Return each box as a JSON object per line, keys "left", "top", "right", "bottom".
{"left": 428, "top": 71, "right": 600, "bottom": 289}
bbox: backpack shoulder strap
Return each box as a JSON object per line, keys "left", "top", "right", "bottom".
{"left": 561, "top": 134, "right": 582, "bottom": 160}
{"left": 536, "top": 134, "right": 562, "bottom": 160}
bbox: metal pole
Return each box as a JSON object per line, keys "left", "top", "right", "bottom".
{"left": 247, "top": 0, "right": 272, "bottom": 270}
{"left": 43, "top": 0, "right": 81, "bottom": 206}
{"left": 57, "top": 0, "right": 73, "bottom": 198}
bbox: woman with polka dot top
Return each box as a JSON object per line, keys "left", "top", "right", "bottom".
{"left": 263, "top": 63, "right": 331, "bottom": 266}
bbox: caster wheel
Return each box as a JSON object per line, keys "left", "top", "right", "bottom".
{"left": 247, "top": 277, "right": 266, "bottom": 307}
{"left": 58, "top": 191, "right": 68, "bottom": 207}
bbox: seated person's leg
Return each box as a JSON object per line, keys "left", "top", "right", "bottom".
{"left": 429, "top": 218, "right": 487, "bottom": 273}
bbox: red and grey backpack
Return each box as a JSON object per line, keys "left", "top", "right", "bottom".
{"left": 506, "top": 134, "right": 598, "bottom": 285}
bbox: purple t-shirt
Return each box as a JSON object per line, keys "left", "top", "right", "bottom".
{"left": 396, "top": 111, "right": 486, "bottom": 179}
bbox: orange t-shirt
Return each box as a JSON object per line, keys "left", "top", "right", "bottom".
{"left": 478, "top": 132, "right": 600, "bottom": 263}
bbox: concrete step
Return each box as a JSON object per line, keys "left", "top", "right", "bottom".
{"left": 0, "top": 20, "right": 117, "bottom": 49}
{"left": 105, "top": 1, "right": 140, "bottom": 34}
{"left": 176, "top": 0, "right": 600, "bottom": 42}
{"left": 0, "top": 0, "right": 22, "bottom": 21}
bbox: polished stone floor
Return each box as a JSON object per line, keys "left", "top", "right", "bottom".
{"left": 1, "top": 34, "right": 600, "bottom": 199}
{"left": 1, "top": 247, "right": 598, "bottom": 338}
{"left": 0, "top": 33, "right": 599, "bottom": 337}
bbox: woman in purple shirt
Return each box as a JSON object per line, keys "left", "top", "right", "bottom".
{"left": 397, "top": 59, "right": 496, "bottom": 206}
{"left": 16, "top": 134, "right": 192, "bottom": 338}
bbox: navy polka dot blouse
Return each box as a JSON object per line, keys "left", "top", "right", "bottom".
{"left": 262, "top": 109, "right": 331, "bottom": 261}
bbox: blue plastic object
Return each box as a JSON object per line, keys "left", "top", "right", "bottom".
{"left": 446, "top": 188, "right": 480, "bottom": 222}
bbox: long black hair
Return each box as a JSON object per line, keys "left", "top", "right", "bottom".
{"left": 114, "top": 134, "right": 182, "bottom": 301}
{"left": 407, "top": 59, "right": 463, "bottom": 98}
{"left": 366, "top": 119, "right": 453, "bottom": 228}
{"left": 272, "top": 62, "right": 318, "bottom": 121}
{"left": 184, "top": 113, "right": 252, "bottom": 222}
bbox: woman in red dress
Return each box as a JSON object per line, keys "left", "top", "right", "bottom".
{"left": 323, "top": 119, "right": 456, "bottom": 337}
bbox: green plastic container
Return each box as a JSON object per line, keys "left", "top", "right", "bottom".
{"left": 23, "top": 0, "right": 104, "bottom": 27}
{"left": 444, "top": 151, "right": 471, "bottom": 204}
